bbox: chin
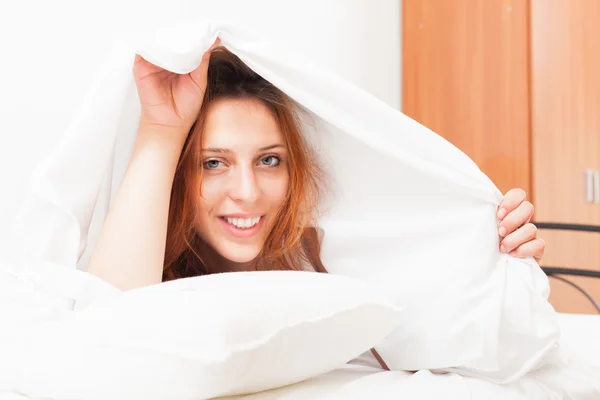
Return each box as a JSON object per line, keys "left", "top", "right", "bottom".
{"left": 218, "top": 243, "right": 262, "bottom": 264}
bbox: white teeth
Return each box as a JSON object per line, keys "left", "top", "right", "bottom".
{"left": 225, "top": 216, "right": 261, "bottom": 229}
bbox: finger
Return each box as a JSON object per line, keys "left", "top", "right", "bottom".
{"left": 189, "top": 37, "right": 221, "bottom": 88}
{"left": 497, "top": 188, "right": 527, "bottom": 220}
{"left": 498, "top": 200, "right": 534, "bottom": 237}
{"left": 500, "top": 222, "right": 537, "bottom": 253}
{"left": 208, "top": 37, "right": 221, "bottom": 52}
{"left": 508, "top": 238, "right": 545, "bottom": 262}
{"left": 133, "top": 54, "right": 165, "bottom": 78}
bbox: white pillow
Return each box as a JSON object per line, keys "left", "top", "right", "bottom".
{"left": 14, "top": 20, "right": 560, "bottom": 383}
{"left": 11, "top": 271, "right": 402, "bottom": 400}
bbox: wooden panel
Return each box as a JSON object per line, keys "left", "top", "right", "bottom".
{"left": 531, "top": 0, "right": 600, "bottom": 313}
{"left": 402, "top": 0, "right": 531, "bottom": 195}
{"left": 531, "top": 0, "right": 600, "bottom": 224}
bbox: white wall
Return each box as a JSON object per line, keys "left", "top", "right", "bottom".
{"left": 0, "top": 0, "right": 401, "bottom": 240}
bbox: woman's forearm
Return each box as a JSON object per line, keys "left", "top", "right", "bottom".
{"left": 86, "top": 123, "right": 187, "bottom": 290}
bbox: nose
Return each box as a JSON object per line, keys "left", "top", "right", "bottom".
{"left": 228, "top": 165, "right": 260, "bottom": 204}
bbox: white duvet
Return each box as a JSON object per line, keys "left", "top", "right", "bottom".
{"left": 1, "top": 19, "right": 599, "bottom": 399}
{"left": 1, "top": 349, "right": 599, "bottom": 399}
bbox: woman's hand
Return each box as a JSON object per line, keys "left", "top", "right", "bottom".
{"left": 497, "top": 188, "right": 545, "bottom": 263}
{"left": 133, "top": 38, "right": 220, "bottom": 139}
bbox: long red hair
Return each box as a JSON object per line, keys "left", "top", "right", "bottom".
{"left": 162, "top": 47, "right": 328, "bottom": 281}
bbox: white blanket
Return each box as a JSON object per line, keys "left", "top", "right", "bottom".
{"left": 2, "top": 361, "right": 599, "bottom": 400}
{"left": 5, "top": 19, "right": 572, "bottom": 383}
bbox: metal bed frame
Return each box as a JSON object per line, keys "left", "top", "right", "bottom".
{"left": 535, "top": 222, "right": 600, "bottom": 314}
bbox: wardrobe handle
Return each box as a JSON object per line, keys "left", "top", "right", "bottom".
{"left": 585, "top": 169, "right": 596, "bottom": 203}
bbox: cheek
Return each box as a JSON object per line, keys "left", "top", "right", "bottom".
{"left": 262, "top": 173, "right": 289, "bottom": 207}
{"left": 194, "top": 177, "right": 223, "bottom": 232}
{"left": 196, "top": 176, "right": 224, "bottom": 210}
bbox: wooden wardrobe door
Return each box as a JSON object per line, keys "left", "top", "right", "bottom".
{"left": 530, "top": 0, "right": 600, "bottom": 313}
{"left": 402, "top": 0, "right": 531, "bottom": 195}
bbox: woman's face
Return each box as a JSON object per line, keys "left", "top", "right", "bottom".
{"left": 194, "top": 98, "right": 289, "bottom": 265}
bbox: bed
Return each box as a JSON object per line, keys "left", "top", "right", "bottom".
{"left": 1, "top": 316, "right": 598, "bottom": 400}
{"left": 1, "top": 223, "right": 599, "bottom": 400}
{"left": 2, "top": 20, "right": 599, "bottom": 398}
{"left": 4, "top": 314, "right": 597, "bottom": 400}
{"left": 0, "top": 305, "right": 597, "bottom": 400}
{"left": 537, "top": 221, "right": 600, "bottom": 371}
{"left": 221, "top": 313, "right": 600, "bottom": 399}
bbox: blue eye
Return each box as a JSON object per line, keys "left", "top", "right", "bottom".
{"left": 260, "top": 155, "right": 280, "bottom": 167}
{"left": 204, "top": 159, "right": 224, "bottom": 169}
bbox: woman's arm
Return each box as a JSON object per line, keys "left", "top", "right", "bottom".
{"left": 86, "top": 39, "right": 220, "bottom": 290}
{"left": 86, "top": 124, "right": 186, "bottom": 290}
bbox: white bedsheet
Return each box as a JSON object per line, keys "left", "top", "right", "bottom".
{"left": 11, "top": 19, "right": 561, "bottom": 382}
{"left": 2, "top": 362, "right": 597, "bottom": 400}
{"left": 2, "top": 19, "right": 599, "bottom": 399}
{"left": 1, "top": 313, "right": 598, "bottom": 400}
{"left": 557, "top": 313, "right": 600, "bottom": 369}
{"left": 220, "top": 362, "right": 600, "bottom": 400}
{"left": 209, "top": 313, "right": 600, "bottom": 399}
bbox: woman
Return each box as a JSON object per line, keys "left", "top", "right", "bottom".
{"left": 87, "top": 39, "right": 545, "bottom": 291}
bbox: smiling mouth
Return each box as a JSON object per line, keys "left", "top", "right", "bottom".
{"left": 220, "top": 216, "right": 262, "bottom": 229}
{"left": 218, "top": 215, "right": 265, "bottom": 238}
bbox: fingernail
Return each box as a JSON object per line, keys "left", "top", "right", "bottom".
{"left": 500, "top": 245, "right": 506, "bottom": 253}
{"left": 498, "top": 226, "right": 506, "bottom": 237}
{"left": 497, "top": 208, "right": 507, "bottom": 219}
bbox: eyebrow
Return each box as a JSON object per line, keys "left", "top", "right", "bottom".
{"left": 203, "top": 144, "right": 285, "bottom": 153}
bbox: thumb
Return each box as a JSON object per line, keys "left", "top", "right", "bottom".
{"left": 133, "top": 54, "right": 166, "bottom": 80}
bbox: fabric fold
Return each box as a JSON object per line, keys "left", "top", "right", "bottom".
{"left": 9, "top": 19, "right": 560, "bottom": 382}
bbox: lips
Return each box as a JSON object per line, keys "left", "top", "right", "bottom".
{"left": 223, "top": 216, "right": 261, "bottom": 229}
{"left": 218, "top": 215, "right": 265, "bottom": 239}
